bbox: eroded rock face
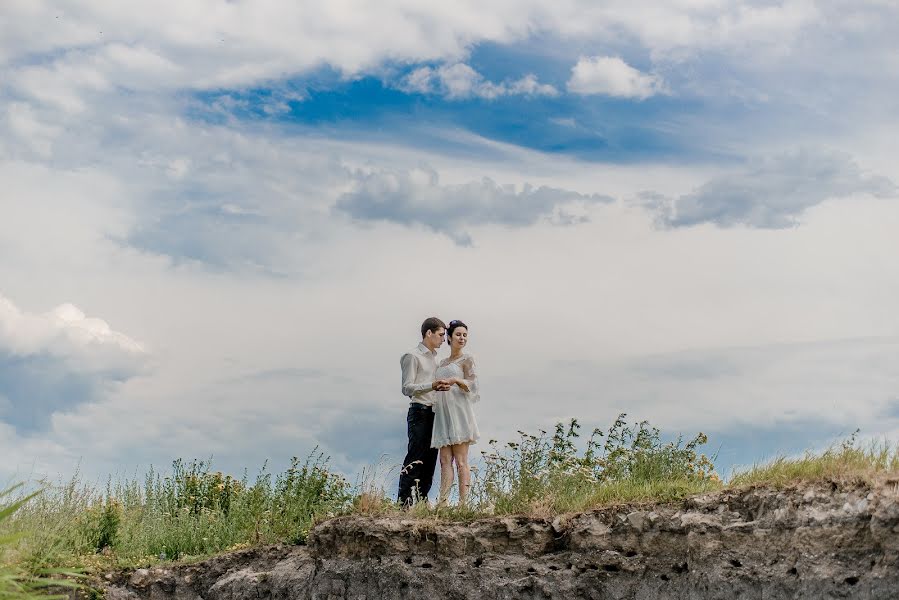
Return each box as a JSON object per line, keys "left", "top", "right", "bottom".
{"left": 104, "top": 480, "right": 899, "bottom": 599}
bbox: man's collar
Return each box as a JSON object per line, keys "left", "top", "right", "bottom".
{"left": 418, "top": 342, "right": 437, "bottom": 355}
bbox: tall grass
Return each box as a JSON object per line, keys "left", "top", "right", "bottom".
{"left": 1, "top": 451, "right": 351, "bottom": 571}
{"left": 5, "top": 419, "right": 898, "bottom": 574}
{"left": 1, "top": 484, "right": 82, "bottom": 600}
{"left": 468, "top": 415, "right": 721, "bottom": 515}
{"left": 730, "top": 432, "right": 899, "bottom": 487}
{"left": 351, "top": 414, "right": 723, "bottom": 520}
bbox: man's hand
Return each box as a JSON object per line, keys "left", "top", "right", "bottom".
{"left": 432, "top": 379, "right": 452, "bottom": 391}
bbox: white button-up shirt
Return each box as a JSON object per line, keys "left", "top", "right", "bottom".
{"left": 400, "top": 342, "right": 439, "bottom": 407}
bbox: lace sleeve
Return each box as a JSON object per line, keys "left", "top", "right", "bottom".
{"left": 461, "top": 354, "right": 480, "bottom": 403}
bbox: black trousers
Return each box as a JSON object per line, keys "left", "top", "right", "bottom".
{"left": 397, "top": 403, "right": 438, "bottom": 505}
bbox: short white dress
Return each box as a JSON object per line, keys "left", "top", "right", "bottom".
{"left": 431, "top": 354, "right": 480, "bottom": 448}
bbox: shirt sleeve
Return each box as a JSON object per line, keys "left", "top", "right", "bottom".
{"left": 460, "top": 354, "right": 480, "bottom": 403}
{"left": 401, "top": 353, "right": 433, "bottom": 398}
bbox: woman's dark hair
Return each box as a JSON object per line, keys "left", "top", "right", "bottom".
{"left": 446, "top": 319, "right": 468, "bottom": 341}
{"left": 421, "top": 317, "right": 447, "bottom": 338}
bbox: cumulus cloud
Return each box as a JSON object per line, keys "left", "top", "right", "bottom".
{"left": 335, "top": 166, "right": 612, "bottom": 244}
{"left": 645, "top": 149, "right": 898, "bottom": 228}
{"left": 2, "top": 0, "right": 899, "bottom": 486}
{"left": 0, "top": 295, "right": 144, "bottom": 357}
{"left": 0, "top": 0, "right": 889, "bottom": 124}
{"left": 567, "top": 56, "right": 664, "bottom": 99}
{"left": 0, "top": 3, "right": 535, "bottom": 112}
{"left": 399, "top": 63, "right": 558, "bottom": 100}
{"left": 0, "top": 2, "right": 829, "bottom": 83}
{"left": 0, "top": 293, "right": 147, "bottom": 432}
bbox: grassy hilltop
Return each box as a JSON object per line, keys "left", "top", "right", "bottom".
{"left": 2, "top": 415, "right": 898, "bottom": 592}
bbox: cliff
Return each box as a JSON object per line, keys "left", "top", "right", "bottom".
{"left": 103, "top": 479, "right": 899, "bottom": 599}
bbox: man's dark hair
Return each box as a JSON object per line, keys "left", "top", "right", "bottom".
{"left": 421, "top": 317, "right": 447, "bottom": 338}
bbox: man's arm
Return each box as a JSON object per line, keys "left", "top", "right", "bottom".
{"left": 401, "top": 353, "right": 436, "bottom": 397}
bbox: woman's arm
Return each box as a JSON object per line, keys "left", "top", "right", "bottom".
{"left": 456, "top": 355, "right": 480, "bottom": 401}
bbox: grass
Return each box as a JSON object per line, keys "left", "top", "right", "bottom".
{"left": 729, "top": 431, "right": 899, "bottom": 488}
{"left": 3, "top": 418, "right": 898, "bottom": 578}
{"left": 1, "top": 484, "right": 83, "bottom": 600}
{"left": 1, "top": 451, "right": 352, "bottom": 574}
{"left": 469, "top": 416, "right": 721, "bottom": 515}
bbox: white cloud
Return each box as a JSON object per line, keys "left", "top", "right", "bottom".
{"left": 0, "top": 1, "right": 891, "bottom": 119}
{"left": 567, "top": 56, "right": 664, "bottom": 99}
{"left": 0, "top": 293, "right": 145, "bottom": 366}
{"left": 5, "top": 103, "right": 61, "bottom": 158}
{"left": 402, "top": 67, "right": 436, "bottom": 94}
{"left": 645, "top": 149, "right": 898, "bottom": 228}
{"left": 0, "top": 292, "right": 148, "bottom": 435}
{"left": 540, "top": 0, "right": 823, "bottom": 58}
{"left": 336, "top": 165, "right": 611, "bottom": 244}
{"left": 399, "top": 63, "right": 558, "bottom": 100}
{"left": 507, "top": 73, "right": 559, "bottom": 96}
{"left": 1, "top": 0, "right": 899, "bottom": 486}
{"left": 0, "top": 1, "right": 829, "bottom": 84}
{"left": 439, "top": 63, "right": 491, "bottom": 99}
{"left": 1, "top": 110, "right": 898, "bottom": 480}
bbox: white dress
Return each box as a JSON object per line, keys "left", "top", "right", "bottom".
{"left": 431, "top": 354, "right": 480, "bottom": 448}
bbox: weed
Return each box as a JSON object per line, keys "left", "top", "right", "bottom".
{"left": 1, "top": 450, "right": 350, "bottom": 569}
{"left": 1, "top": 484, "right": 84, "bottom": 599}
{"left": 468, "top": 414, "right": 720, "bottom": 515}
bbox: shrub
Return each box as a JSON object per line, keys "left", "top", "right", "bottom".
{"left": 123, "top": 451, "right": 351, "bottom": 559}
{"left": 469, "top": 414, "right": 720, "bottom": 514}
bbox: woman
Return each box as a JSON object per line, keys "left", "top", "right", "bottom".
{"left": 431, "top": 319, "right": 480, "bottom": 505}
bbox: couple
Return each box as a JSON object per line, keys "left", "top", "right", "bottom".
{"left": 397, "top": 317, "right": 480, "bottom": 506}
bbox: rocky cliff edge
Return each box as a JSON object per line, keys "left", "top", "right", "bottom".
{"left": 103, "top": 479, "right": 899, "bottom": 599}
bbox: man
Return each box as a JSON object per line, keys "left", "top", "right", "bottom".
{"left": 397, "top": 317, "right": 452, "bottom": 505}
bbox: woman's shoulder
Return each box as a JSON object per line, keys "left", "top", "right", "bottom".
{"left": 440, "top": 353, "right": 476, "bottom": 367}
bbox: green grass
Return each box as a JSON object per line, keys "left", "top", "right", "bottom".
{"left": 350, "top": 415, "right": 722, "bottom": 521}
{"left": 1, "top": 484, "right": 83, "bottom": 600}
{"left": 3, "top": 419, "right": 898, "bottom": 577}
{"left": 1, "top": 451, "right": 351, "bottom": 574}
{"left": 729, "top": 432, "right": 899, "bottom": 488}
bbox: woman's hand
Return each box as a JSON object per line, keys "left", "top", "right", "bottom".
{"left": 454, "top": 378, "right": 470, "bottom": 392}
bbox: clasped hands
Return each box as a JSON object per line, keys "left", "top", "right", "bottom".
{"left": 432, "top": 378, "right": 470, "bottom": 392}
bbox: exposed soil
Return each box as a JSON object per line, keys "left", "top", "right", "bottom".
{"left": 102, "top": 479, "right": 899, "bottom": 599}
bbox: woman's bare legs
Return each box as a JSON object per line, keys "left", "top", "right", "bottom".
{"left": 438, "top": 446, "right": 455, "bottom": 505}
{"left": 451, "top": 442, "right": 471, "bottom": 504}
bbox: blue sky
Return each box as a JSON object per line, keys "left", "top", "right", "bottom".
{"left": 195, "top": 65, "right": 703, "bottom": 162}
{"left": 1, "top": 1, "right": 898, "bottom": 487}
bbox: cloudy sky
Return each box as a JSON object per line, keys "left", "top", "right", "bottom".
{"left": 2, "top": 0, "right": 898, "bottom": 486}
